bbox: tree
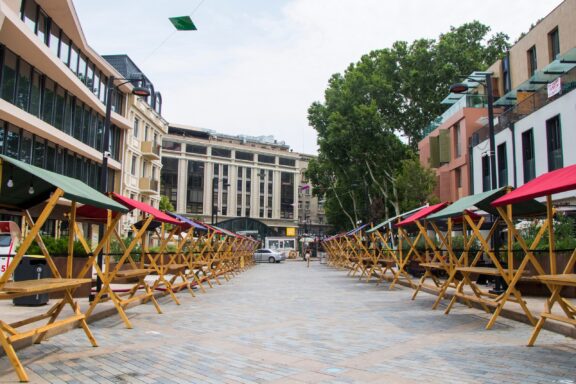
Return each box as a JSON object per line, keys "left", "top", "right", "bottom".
{"left": 159, "top": 195, "right": 175, "bottom": 212}
{"left": 308, "top": 21, "right": 510, "bottom": 230}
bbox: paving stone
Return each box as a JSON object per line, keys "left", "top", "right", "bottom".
{"left": 0, "top": 262, "right": 575, "bottom": 383}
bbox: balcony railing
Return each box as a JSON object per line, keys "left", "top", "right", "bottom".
{"left": 141, "top": 141, "right": 161, "bottom": 158}
{"left": 139, "top": 178, "right": 159, "bottom": 194}
{"left": 472, "top": 66, "right": 576, "bottom": 145}
{"left": 423, "top": 94, "right": 488, "bottom": 137}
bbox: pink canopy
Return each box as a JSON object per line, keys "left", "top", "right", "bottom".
{"left": 395, "top": 203, "right": 449, "bottom": 227}
{"left": 492, "top": 164, "right": 576, "bottom": 207}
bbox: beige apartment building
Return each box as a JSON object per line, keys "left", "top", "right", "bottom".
{"left": 161, "top": 124, "right": 329, "bottom": 237}
{"left": 104, "top": 55, "right": 167, "bottom": 235}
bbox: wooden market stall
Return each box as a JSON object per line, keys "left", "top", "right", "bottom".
{"left": 0, "top": 155, "right": 129, "bottom": 382}
{"left": 425, "top": 188, "right": 545, "bottom": 322}
{"left": 393, "top": 203, "right": 448, "bottom": 290}
{"left": 490, "top": 164, "right": 576, "bottom": 345}
{"left": 80, "top": 193, "right": 183, "bottom": 329}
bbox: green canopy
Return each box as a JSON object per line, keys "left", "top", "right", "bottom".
{"left": 0, "top": 155, "right": 129, "bottom": 212}
{"left": 427, "top": 187, "right": 545, "bottom": 221}
{"left": 169, "top": 16, "right": 197, "bottom": 31}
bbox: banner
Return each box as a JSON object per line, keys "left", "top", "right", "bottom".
{"left": 547, "top": 77, "right": 562, "bottom": 98}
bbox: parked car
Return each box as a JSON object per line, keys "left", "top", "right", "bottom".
{"left": 253, "top": 248, "right": 286, "bottom": 263}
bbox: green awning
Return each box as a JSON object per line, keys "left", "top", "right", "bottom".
{"left": 427, "top": 187, "right": 546, "bottom": 221}
{"left": 169, "top": 16, "right": 197, "bottom": 31}
{"left": 0, "top": 155, "right": 129, "bottom": 212}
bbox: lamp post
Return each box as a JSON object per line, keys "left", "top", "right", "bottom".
{"left": 449, "top": 72, "right": 497, "bottom": 190}
{"left": 93, "top": 75, "right": 150, "bottom": 299}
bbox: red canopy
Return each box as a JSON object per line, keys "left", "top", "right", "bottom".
{"left": 110, "top": 193, "right": 181, "bottom": 225}
{"left": 395, "top": 203, "right": 449, "bottom": 227}
{"left": 76, "top": 193, "right": 181, "bottom": 225}
{"left": 492, "top": 164, "right": 576, "bottom": 207}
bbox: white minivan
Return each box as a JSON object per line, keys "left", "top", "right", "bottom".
{"left": 0, "top": 221, "right": 21, "bottom": 278}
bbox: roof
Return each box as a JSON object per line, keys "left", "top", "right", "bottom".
{"left": 110, "top": 193, "right": 181, "bottom": 225}
{"left": 428, "top": 189, "right": 506, "bottom": 220}
{"left": 366, "top": 204, "right": 428, "bottom": 233}
{"left": 395, "top": 203, "right": 449, "bottom": 227}
{"left": 346, "top": 224, "right": 368, "bottom": 236}
{"left": 492, "top": 164, "right": 576, "bottom": 207}
{"left": 0, "top": 155, "right": 129, "bottom": 212}
{"left": 167, "top": 212, "right": 207, "bottom": 231}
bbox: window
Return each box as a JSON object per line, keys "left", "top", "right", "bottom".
{"left": 453, "top": 124, "right": 462, "bottom": 158}
{"left": 455, "top": 167, "right": 462, "bottom": 189}
{"left": 279, "top": 157, "right": 296, "bottom": 167}
{"left": 258, "top": 154, "right": 275, "bottom": 164}
{"left": 161, "top": 158, "right": 179, "bottom": 209}
{"left": 21, "top": 0, "right": 37, "bottom": 33}
{"left": 497, "top": 143, "right": 508, "bottom": 188}
{"left": 49, "top": 23, "right": 61, "bottom": 58}
{"left": 163, "top": 140, "right": 181, "bottom": 151}
{"left": 20, "top": 131, "right": 32, "bottom": 164}
{"left": 133, "top": 117, "right": 139, "bottom": 138}
{"left": 69, "top": 45, "right": 79, "bottom": 75}
{"left": 527, "top": 46, "right": 537, "bottom": 77}
{"left": 186, "top": 144, "right": 207, "bottom": 154}
{"left": 280, "top": 172, "right": 294, "bottom": 219}
{"left": 32, "top": 136, "right": 45, "bottom": 167}
{"left": 1, "top": 49, "right": 18, "bottom": 103}
{"left": 481, "top": 155, "right": 491, "bottom": 192}
{"left": 29, "top": 69, "right": 41, "bottom": 117}
{"left": 522, "top": 129, "right": 535, "bottom": 183}
{"left": 5, "top": 125, "right": 20, "bottom": 159}
{"left": 36, "top": 9, "right": 48, "bottom": 44}
{"left": 42, "top": 78, "right": 56, "bottom": 125}
{"left": 548, "top": 27, "right": 560, "bottom": 61}
{"left": 187, "top": 161, "right": 204, "bottom": 214}
{"left": 235, "top": 151, "right": 254, "bottom": 161}
{"left": 77, "top": 54, "right": 87, "bottom": 83}
{"left": 54, "top": 86, "right": 65, "bottom": 130}
{"left": 59, "top": 34, "right": 71, "bottom": 66}
{"left": 16, "top": 61, "right": 31, "bottom": 111}
{"left": 212, "top": 147, "right": 231, "bottom": 158}
{"left": 546, "top": 115, "right": 563, "bottom": 171}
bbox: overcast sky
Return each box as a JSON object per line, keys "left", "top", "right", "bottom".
{"left": 73, "top": 0, "right": 563, "bottom": 155}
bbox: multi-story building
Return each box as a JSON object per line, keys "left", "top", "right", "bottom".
{"left": 0, "top": 0, "right": 137, "bottom": 236}
{"left": 297, "top": 154, "right": 330, "bottom": 236}
{"left": 103, "top": 55, "right": 168, "bottom": 234}
{"left": 420, "top": 0, "right": 576, "bottom": 203}
{"left": 470, "top": 0, "right": 576, "bottom": 204}
{"left": 418, "top": 85, "right": 490, "bottom": 202}
{"left": 161, "top": 123, "right": 329, "bottom": 238}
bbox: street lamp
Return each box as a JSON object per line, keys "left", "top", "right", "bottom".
{"left": 449, "top": 72, "right": 497, "bottom": 190}
{"left": 93, "top": 75, "right": 150, "bottom": 299}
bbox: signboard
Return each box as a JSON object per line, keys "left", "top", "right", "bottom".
{"left": 547, "top": 77, "right": 562, "bottom": 98}
{"left": 286, "top": 227, "right": 296, "bottom": 237}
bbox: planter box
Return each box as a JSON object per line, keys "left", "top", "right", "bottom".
{"left": 49, "top": 257, "right": 92, "bottom": 298}
{"left": 514, "top": 251, "right": 575, "bottom": 298}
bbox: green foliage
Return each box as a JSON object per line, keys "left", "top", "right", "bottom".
{"left": 395, "top": 157, "right": 439, "bottom": 213}
{"left": 109, "top": 237, "right": 142, "bottom": 262}
{"left": 159, "top": 196, "right": 175, "bottom": 212}
{"left": 18, "top": 236, "right": 89, "bottom": 257}
{"left": 511, "top": 215, "right": 576, "bottom": 251}
{"left": 308, "top": 21, "right": 510, "bottom": 231}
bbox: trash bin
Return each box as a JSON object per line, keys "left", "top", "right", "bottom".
{"left": 13, "top": 256, "right": 51, "bottom": 306}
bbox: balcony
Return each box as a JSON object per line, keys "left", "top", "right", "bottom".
{"left": 423, "top": 94, "right": 488, "bottom": 138}
{"left": 141, "top": 141, "right": 161, "bottom": 160}
{"left": 139, "top": 177, "right": 159, "bottom": 195}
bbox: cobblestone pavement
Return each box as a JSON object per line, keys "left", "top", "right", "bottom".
{"left": 1, "top": 261, "right": 575, "bottom": 384}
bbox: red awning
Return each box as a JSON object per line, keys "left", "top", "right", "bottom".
{"left": 492, "top": 164, "right": 576, "bottom": 207}
{"left": 395, "top": 202, "right": 449, "bottom": 227}
{"left": 76, "top": 193, "right": 181, "bottom": 225}
{"left": 110, "top": 193, "right": 181, "bottom": 225}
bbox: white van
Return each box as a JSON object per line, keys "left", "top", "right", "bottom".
{"left": 0, "top": 221, "right": 21, "bottom": 278}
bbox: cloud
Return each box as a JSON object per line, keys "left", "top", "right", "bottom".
{"left": 74, "top": 0, "right": 564, "bottom": 155}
